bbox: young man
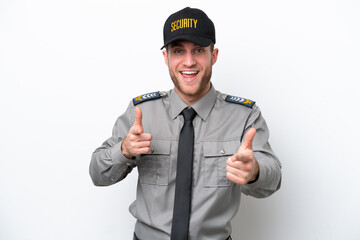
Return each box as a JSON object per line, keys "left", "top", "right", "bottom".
{"left": 90, "top": 7, "right": 282, "bottom": 240}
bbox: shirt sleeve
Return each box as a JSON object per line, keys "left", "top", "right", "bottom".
{"left": 89, "top": 102, "right": 137, "bottom": 186}
{"left": 240, "top": 105, "right": 282, "bottom": 198}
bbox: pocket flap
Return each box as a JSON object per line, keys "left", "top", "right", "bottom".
{"left": 147, "top": 139, "right": 171, "bottom": 155}
{"left": 204, "top": 140, "right": 240, "bottom": 157}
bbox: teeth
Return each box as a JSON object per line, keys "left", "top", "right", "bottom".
{"left": 181, "top": 71, "right": 197, "bottom": 75}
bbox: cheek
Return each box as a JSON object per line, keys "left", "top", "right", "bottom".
{"left": 168, "top": 59, "right": 180, "bottom": 71}
{"left": 198, "top": 56, "right": 212, "bottom": 67}
{"left": 199, "top": 60, "right": 212, "bottom": 72}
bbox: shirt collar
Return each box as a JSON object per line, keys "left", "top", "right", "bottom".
{"left": 169, "top": 89, "right": 188, "bottom": 120}
{"left": 192, "top": 84, "right": 217, "bottom": 121}
{"left": 169, "top": 84, "right": 217, "bottom": 121}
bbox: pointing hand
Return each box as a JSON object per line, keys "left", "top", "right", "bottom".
{"left": 226, "top": 128, "right": 259, "bottom": 185}
{"left": 121, "top": 107, "right": 152, "bottom": 158}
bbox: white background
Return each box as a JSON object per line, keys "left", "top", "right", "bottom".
{"left": 1, "top": 0, "right": 359, "bottom": 239}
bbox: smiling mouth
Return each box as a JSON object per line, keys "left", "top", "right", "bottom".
{"left": 180, "top": 71, "right": 199, "bottom": 82}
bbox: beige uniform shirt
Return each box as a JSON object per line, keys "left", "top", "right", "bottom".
{"left": 90, "top": 85, "right": 282, "bottom": 240}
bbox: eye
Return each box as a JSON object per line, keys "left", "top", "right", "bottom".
{"left": 173, "top": 49, "right": 183, "bottom": 54}
{"left": 195, "top": 48, "right": 204, "bottom": 53}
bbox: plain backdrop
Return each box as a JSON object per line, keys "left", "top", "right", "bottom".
{"left": 1, "top": 0, "right": 359, "bottom": 239}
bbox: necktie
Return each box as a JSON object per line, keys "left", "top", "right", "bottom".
{"left": 171, "top": 107, "right": 196, "bottom": 240}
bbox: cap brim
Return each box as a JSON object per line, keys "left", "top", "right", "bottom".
{"left": 160, "top": 34, "right": 213, "bottom": 50}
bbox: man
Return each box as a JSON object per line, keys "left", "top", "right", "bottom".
{"left": 90, "top": 7, "right": 281, "bottom": 240}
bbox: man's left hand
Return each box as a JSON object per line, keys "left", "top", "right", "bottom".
{"left": 226, "top": 128, "right": 259, "bottom": 185}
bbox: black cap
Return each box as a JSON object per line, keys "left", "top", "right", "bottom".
{"left": 161, "top": 7, "right": 216, "bottom": 50}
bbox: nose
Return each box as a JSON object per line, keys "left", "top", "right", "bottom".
{"left": 183, "top": 52, "right": 196, "bottom": 67}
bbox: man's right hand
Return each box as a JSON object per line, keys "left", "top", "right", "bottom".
{"left": 121, "top": 107, "right": 152, "bottom": 159}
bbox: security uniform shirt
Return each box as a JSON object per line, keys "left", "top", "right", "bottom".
{"left": 90, "top": 85, "right": 282, "bottom": 240}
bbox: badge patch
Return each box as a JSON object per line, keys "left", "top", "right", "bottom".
{"left": 133, "top": 92, "right": 161, "bottom": 105}
{"left": 225, "top": 95, "right": 255, "bottom": 108}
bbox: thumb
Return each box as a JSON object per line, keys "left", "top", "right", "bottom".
{"left": 239, "top": 128, "right": 256, "bottom": 151}
{"left": 132, "top": 107, "right": 143, "bottom": 134}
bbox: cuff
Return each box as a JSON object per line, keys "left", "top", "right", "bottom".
{"left": 246, "top": 159, "right": 265, "bottom": 187}
{"left": 110, "top": 140, "right": 136, "bottom": 165}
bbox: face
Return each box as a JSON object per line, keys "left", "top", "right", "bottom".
{"left": 163, "top": 41, "right": 218, "bottom": 105}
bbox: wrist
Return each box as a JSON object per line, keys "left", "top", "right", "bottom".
{"left": 121, "top": 138, "right": 132, "bottom": 159}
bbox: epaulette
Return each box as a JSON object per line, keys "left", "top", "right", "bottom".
{"left": 133, "top": 91, "right": 162, "bottom": 106}
{"left": 225, "top": 95, "right": 255, "bottom": 108}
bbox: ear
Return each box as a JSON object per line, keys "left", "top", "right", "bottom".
{"left": 162, "top": 50, "right": 169, "bottom": 66}
{"left": 211, "top": 48, "right": 219, "bottom": 65}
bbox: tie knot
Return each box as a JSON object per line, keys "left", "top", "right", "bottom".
{"left": 182, "top": 108, "right": 196, "bottom": 121}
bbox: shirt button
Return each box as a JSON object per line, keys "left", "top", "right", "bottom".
{"left": 220, "top": 149, "right": 225, "bottom": 154}
{"left": 151, "top": 149, "right": 155, "bottom": 153}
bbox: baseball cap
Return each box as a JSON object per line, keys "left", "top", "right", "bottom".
{"left": 161, "top": 7, "right": 216, "bottom": 50}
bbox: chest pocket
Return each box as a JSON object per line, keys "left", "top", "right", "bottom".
{"left": 203, "top": 140, "right": 240, "bottom": 188}
{"left": 137, "top": 140, "right": 171, "bottom": 186}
